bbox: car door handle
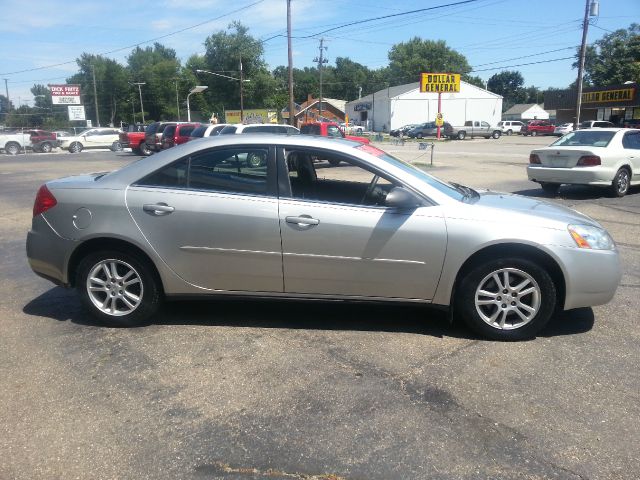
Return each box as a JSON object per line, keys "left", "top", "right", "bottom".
{"left": 286, "top": 215, "right": 320, "bottom": 227}
{"left": 143, "top": 203, "right": 175, "bottom": 215}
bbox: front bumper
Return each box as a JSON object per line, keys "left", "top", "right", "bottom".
{"left": 527, "top": 165, "right": 615, "bottom": 187}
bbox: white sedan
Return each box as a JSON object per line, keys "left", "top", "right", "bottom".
{"left": 553, "top": 123, "right": 574, "bottom": 136}
{"left": 527, "top": 128, "right": 640, "bottom": 197}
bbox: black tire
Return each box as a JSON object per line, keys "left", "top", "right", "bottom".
{"left": 40, "top": 142, "right": 53, "bottom": 153}
{"left": 417, "top": 133, "right": 424, "bottom": 139}
{"left": 531, "top": 130, "right": 538, "bottom": 137}
{"left": 457, "top": 257, "right": 557, "bottom": 341}
{"left": 540, "top": 182, "right": 561, "bottom": 195}
{"left": 610, "top": 168, "right": 630, "bottom": 197}
{"left": 139, "top": 142, "right": 152, "bottom": 156}
{"left": 328, "top": 158, "right": 341, "bottom": 167}
{"left": 76, "top": 250, "right": 161, "bottom": 327}
{"left": 132, "top": 147, "right": 142, "bottom": 155}
{"left": 69, "top": 142, "right": 83, "bottom": 153}
{"left": 506, "top": 129, "right": 513, "bottom": 136}
{"left": 457, "top": 131, "right": 466, "bottom": 140}
{"left": 5, "top": 142, "right": 20, "bottom": 155}
{"left": 492, "top": 131, "right": 501, "bottom": 139}
{"left": 111, "top": 141, "right": 123, "bottom": 152}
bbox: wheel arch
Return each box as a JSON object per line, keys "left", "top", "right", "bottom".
{"left": 451, "top": 243, "right": 566, "bottom": 310}
{"left": 67, "top": 237, "right": 164, "bottom": 294}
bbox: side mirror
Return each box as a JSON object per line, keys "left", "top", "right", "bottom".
{"left": 385, "top": 187, "right": 423, "bottom": 210}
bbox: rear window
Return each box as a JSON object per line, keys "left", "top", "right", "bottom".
{"left": 220, "top": 126, "right": 237, "bottom": 134}
{"left": 551, "top": 130, "right": 616, "bottom": 147}
{"left": 146, "top": 123, "right": 160, "bottom": 135}
{"left": 190, "top": 126, "right": 207, "bottom": 138}
{"left": 301, "top": 124, "right": 321, "bottom": 135}
{"left": 158, "top": 123, "right": 172, "bottom": 134}
{"left": 163, "top": 125, "right": 176, "bottom": 137}
{"left": 209, "top": 125, "right": 227, "bottom": 136}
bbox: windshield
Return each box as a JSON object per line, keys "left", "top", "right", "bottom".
{"left": 551, "top": 130, "right": 615, "bottom": 147}
{"left": 356, "top": 144, "right": 466, "bottom": 201}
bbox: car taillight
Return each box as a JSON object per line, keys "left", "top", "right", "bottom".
{"left": 529, "top": 154, "right": 541, "bottom": 164}
{"left": 576, "top": 155, "right": 601, "bottom": 166}
{"left": 33, "top": 185, "right": 57, "bottom": 217}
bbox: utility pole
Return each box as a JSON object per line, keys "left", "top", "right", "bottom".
{"left": 287, "top": 0, "right": 295, "bottom": 126}
{"left": 3, "top": 78, "right": 9, "bottom": 111}
{"left": 575, "top": 0, "right": 599, "bottom": 127}
{"left": 130, "top": 82, "right": 146, "bottom": 124}
{"left": 239, "top": 54, "right": 244, "bottom": 123}
{"left": 314, "top": 38, "right": 328, "bottom": 120}
{"left": 175, "top": 79, "right": 180, "bottom": 121}
{"left": 91, "top": 65, "right": 100, "bottom": 127}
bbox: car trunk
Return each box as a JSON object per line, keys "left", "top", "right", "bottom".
{"left": 534, "top": 147, "right": 600, "bottom": 168}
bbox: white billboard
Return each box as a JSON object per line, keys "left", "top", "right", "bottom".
{"left": 68, "top": 105, "right": 86, "bottom": 121}
{"left": 50, "top": 84, "right": 81, "bottom": 105}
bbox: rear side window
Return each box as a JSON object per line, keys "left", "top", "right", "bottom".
{"left": 301, "top": 124, "right": 321, "bottom": 135}
{"left": 622, "top": 132, "right": 640, "bottom": 149}
{"left": 220, "top": 126, "right": 237, "bottom": 134}
{"left": 163, "top": 125, "right": 176, "bottom": 137}
{"left": 178, "top": 125, "right": 197, "bottom": 136}
{"left": 209, "top": 125, "right": 227, "bottom": 136}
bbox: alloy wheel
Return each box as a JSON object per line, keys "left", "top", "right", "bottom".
{"left": 86, "top": 259, "right": 143, "bottom": 316}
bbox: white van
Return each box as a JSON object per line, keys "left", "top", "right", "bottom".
{"left": 497, "top": 121, "right": 524, "bottom": 135}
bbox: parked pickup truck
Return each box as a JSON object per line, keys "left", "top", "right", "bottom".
{"left": 521, "top": 120, "right": 555, "bottom": 136}
{"left": 448, "top": 121, "right": 502, "bottom": 140}
{"left": 300, "top": 122, "right": 370, "bottom": 144}
{"left": 0, "top": 131, "right": 32, "bottom": 155}
{"left": 118, "top": 124, "right": 151, "bottom": 156}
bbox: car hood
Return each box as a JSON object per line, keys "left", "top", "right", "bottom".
{"left": 465, "top": 190, "right": 600, "bottom": 228}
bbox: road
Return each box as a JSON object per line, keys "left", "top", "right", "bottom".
{"left": 1, "top": 136, "right": 638, "bottom": 479}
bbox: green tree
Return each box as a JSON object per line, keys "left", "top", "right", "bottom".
{"left": 576, "top": 23, "right": 640, "bottom": 86}
{"left": 0, "top": 94, "right": 14, "bottom": 116}
{"left": 487, "top": 70, "right": 526, "bottom": 111}
{"left": 127, "top": 43, "right": 182, "bottom": 121}
{"left": 388, "top": 38, "right": 472, "bottom": 85}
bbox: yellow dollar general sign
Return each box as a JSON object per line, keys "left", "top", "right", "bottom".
{"left": 420, "top": 73, "right": 460, "bottom": 93}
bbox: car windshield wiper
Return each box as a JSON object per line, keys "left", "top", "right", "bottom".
{"left": 450, "top": 182, "right": 478, "bottom": 200}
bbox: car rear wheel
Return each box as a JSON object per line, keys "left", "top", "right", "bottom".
{"left": 457, "top": 131, "right": 466, "bottom": 140}
{"left": 40, "top": 142, "right": 53, "bottom": 153}
{"left": 139, "top": 142, "right": 152, "bottom": 156}
{"left": 610, "top": 168, "right": 630, "bottom": 197}
{"left": 506, "top": 129, "right": 513, "bottom": 136}
{"left": 417, "top": 133, "right": 424, "bottom": 139}
{"left": 457, "top": 258, "right": 557, "bottom": 341}
{"left": 111, "top": 141, "right": 123, "bottom": 152}
{"left": 69, "top": 142, "right": 83, "bottom": 153}
{"left": 540, "top": 182, "right": 560, "bottom": 195}
{"left": 76, "top": 251, "right": 161, "bottom": 327}
{"left": 531, "top": 131, "right": 538, "bottom": 137}
{"left": 492, "top": 131, "right": 501, "bottom": 139}
{"left": 5, "top": 142, "right": 20, "bottom": 155}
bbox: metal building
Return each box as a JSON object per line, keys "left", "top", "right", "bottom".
{"left": 345, "top": 81, "right": 503, "bottom": 132}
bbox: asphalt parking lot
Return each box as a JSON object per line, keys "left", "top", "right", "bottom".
{"left": 1, "top": 135, "right": 639, "bottom": 479}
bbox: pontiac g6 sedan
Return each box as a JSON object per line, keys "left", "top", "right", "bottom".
{"left": 27, "top": 135, "right": 621, "bottom": 340}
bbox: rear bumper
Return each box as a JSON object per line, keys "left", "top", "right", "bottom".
{"left": 527, "top": 165, "right": 615, "bottom": 186}
{"left": 26, "top": 216, "right": 75, "bottom": 286}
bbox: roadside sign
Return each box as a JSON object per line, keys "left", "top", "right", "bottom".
{"left": 435, "top": 112, "right": 444, "bottom": 127}
{"left": 50, "top": 84, "right": 81, "bottom": 105}
{"left": 420, "top": 73, "right": 460, "bottom": 93}
{"left": 67, "top": 105, "right": 86, "bottom": 121}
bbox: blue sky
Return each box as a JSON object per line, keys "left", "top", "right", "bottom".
{"left": 0, "top": 0, "right": 637, "bottom": 107}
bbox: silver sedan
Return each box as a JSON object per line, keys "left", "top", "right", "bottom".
{"left": 27, "top": 135, "right": 621, "bottom": 340}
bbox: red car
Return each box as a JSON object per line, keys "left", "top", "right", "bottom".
{"left": 118, "top": 124, "right": 150, "bottom": 156}
{"left": 521, "top": 120, "right": 555, "bottom": 136}
{"left": 25, "top": 130, "right": 58, "bottom": 153}
{"left": 300, "top": 122, "right": 370, "bottom": 144}
{"left": 161, "top": 123, "right": 201, "bottom": 149}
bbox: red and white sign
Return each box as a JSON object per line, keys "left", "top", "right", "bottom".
{"left": 49, "top": 84, "right": 81, "bottom": 105}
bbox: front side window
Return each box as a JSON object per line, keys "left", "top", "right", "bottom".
{"left": 137, "top": 147, "right": 270, "bottom": 196}
{"left": 284, "top": 147, "right": 396, "bottom": 207}
{"left": 219, "top": 126, "right": 237, "bottom": 134}
{"left": 326, "top": 125, "right": 342, "bottom": 138}
{"left": 481, "top": 121, "right": 489, "bottom": 127}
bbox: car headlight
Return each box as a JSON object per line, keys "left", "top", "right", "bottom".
{"left": 568, "top": 224, "right": 615, "bottom": 250}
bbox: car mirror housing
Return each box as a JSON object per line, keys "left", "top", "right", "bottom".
{"left": 385, "top": 187, "right": 423, "bottom": 210}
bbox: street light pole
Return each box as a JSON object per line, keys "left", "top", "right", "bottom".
{"left": 91, "top": 65, "right": 100, "bottom": 127}
{"left": 130, "top": 82, "right": 146, "bottom": 124}
{"left": 287, "top": 0, "right": 295, "bottom": 126}
{"left": 187, "top": 85, "right": 208, "bottom": 122}
{"left": 239, "top": 55, "right": 244, "bottom": 123}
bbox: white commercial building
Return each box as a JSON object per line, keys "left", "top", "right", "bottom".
{"left": 345, "top": 81, "right": 503, "bottom": 132}
{"left": 502, "top": 103, "right": 550, "bottom": 121}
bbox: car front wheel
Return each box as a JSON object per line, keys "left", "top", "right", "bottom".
{"left": 76, "top": 251, "right": 161, "bottom": 326}
{"left": 69, "top": 142, "right": 83, "bottom": 153}
{"left": 5, "top": 142, "right": 20, "bottom": 155}
{"left": 40, "top": 142, "right": 53, "bottom": 153}
{"left": 492, "top": 131, "right": 501, "bottom": 139}
{"left": 111, "top": 141, "right": 123, "bottom": 152}
{"left": 457, "top": 131, "right": 466, "bottom": 140}
{"left": 457, "top": 258, "right": 557, "bottom": 340}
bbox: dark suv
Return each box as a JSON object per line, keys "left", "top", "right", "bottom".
{"left": 145, "top": 122, "right": 176, "bottom": 153}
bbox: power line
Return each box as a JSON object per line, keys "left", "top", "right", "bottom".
{"left": 470, "top": 56, "right": 575, "bottom": 73}
{"left": 472, "top": 46, "right": 579, "bottom": 68}
{"left": 0, "top": 0, "right": 265, "bottom": 76}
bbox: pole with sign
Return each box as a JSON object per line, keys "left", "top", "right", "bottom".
{"left": 420, "top": 73, "right": 460, "bottom": 140}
